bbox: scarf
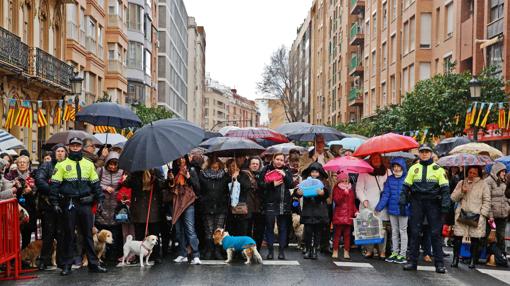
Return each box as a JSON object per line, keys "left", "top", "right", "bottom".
{"left": 393, "top": 170, "right": 404, "bottom": 178}
{"left": 201, "top": 169, "right": 225, "bottom": 180}
{"left": 420, "top": 158, "right": 434, "bottom": 166}
{"left": 337, "top": 182, "right": 352, "bottom": 191}
{"left": 68, "top": 150, "right": 83, "bottom": 161}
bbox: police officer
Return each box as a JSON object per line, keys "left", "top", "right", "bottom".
{"left": 400, "top": 144, "right": 450, "bottom": 273}
{"left": 50, "top": 137, "right": 107, "bottom": 276}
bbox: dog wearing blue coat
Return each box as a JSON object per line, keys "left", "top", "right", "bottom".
{"left": 213, "top": 228, "right": 263, "bottom": 264}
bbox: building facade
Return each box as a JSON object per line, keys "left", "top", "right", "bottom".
{"left": 158, "top": 0, "right": 188, "bottom": 118}
{"left": 298, "top": 0, "right": 510, "bottom": 125}
{"left": 255, "top": 98, "right": 286, "bottom": 129}
{"left": 0, "top": 0, "right": 74, "bottom": 158}
{"left": 126, "top": 0, "right": 157, "bottom": 107}
{"left": 187, "top": 17, "right": 206, "bottom": 127}
{"left": 227, "top": 89, "right": 258, "bottom": 128}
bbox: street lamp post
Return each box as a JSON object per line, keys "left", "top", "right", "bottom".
{"left": 70, "top": 71, "right": 83, "bottom": 128}
{"left": 469, "top": 75, "right": 482, "bottom": 141}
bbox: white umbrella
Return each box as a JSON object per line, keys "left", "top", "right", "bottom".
{"left": 94, "top": 133, "right": 127, "bottom": 145}
{"left": 218, "top": 126, "right": 240, "bottom": 135}
{"left": 0, "top": 129, "right": 24, "bottom": 151}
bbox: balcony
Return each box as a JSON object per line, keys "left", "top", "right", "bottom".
{"left": 0, "top": 27, "right": 30, "bottom": 74}
{"left": 348, "top": 88, "right": 363, "bottom": 106}
{"left": 66, "top": 22, "right": 79, "bottom": 42}
{"left": 487, "top": 17, "right": 504, "bottom": 39}
{"left": 350, "top": 0, "right": 365, "bottom": 15}
{"left": 349, "top": 55, "right": 363, "bottom": 76}
{"left": 108, "top": 59, "right": 125, "bottom": 74}
{"left": 349, "top": 23, "right": 364, "bottom": 46}
{"left": 35, "top": 48, "right": 73, "bottom": 90}
{"left": 107, "top": 14, "right": 126, "bottom": 30}
{"left": 85, "top": 36, "right": 97, "bottom": 54}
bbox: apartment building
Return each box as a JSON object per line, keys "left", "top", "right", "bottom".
{"left": 256, "top": 98, "right": 286, "bottom": 129}
{"left": 0, "top": 0, "right": 73, "bottom": 156}
{"left": 299, "top": 0, "right": 509, "bottom": 125}
{"left": 158, "top": 0, "right": 188, "bottom": 118}
{"left": 227, "top": 90, "right": 259, "bottom": 128}
{"left": 187, "top": 17, "right": 206, "bottom": 127}
{"left": 126, "top": 0, "right": 158, "bottom": 107}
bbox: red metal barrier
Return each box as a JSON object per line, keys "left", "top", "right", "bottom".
{"left": 0, "top": 198, "right": 36, "bottom": 281}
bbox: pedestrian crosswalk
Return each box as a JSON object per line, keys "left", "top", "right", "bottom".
{"left": 333, "top": 261, "right": 373, "bottom": 268}
{"left": 200, "top": 260, "right": 300, "bottom": 265}
{"left": 477, "top": 269, "right": 510, "bottom": 285}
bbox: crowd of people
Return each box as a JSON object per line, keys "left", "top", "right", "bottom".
{"left": 0, "top": 134, "right": 509, "bottom": 276}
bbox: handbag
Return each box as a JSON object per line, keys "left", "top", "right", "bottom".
{"left": 231, "top": 202, "right": 248, "bottom": 215}
{"left": 264, "top": 170, "right": 283, "bottom": 183}
{"left": 442, "top": 225, "right": 453, "bottom": 238}
{"left": 457, "top": 209, "right": 480, "bottom": 227}
{"left": 488, "top": 229, "right": 497, "bottom": 244}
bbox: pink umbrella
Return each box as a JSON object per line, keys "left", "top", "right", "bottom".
{"left": 323, "top": 156, "right": 374, "bottom": 174}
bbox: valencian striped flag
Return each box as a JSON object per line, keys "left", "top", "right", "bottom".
{"left": 37, "top": 100, "right": 48, "bottom": 127}
{"left": 15, "top": 100, "right": 33, "bottom": 128}
{"left": 95, "top": 126, "right": 108, "bottom": 133}
{"left": 4, "top": 99, "right": 17, "bottom": 129}
{"left": 63, "top": 99, "right": 74, "bottom": 121}
{"left": 54, "top": 100, "right": 63, "bottom": 125}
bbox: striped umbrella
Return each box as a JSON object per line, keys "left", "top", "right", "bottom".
{"left": 437, "top": 154, "right": 493, "bottom": 167}
{"left": 0, "top": 129, "right": 24, "bottom": 151}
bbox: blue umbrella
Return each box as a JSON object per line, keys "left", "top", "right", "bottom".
{"left": 495, "top": 155, "right": 510, "bottom": 171}
{"left": 328, "top": 137, "right": 365, "bottom": 151}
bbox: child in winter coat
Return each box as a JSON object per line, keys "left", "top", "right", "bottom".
{"left": 296, "top": 162, "right": 330, "bottom": 260}
{"left": 332, "top": 171, "right": 358, "bottom": 259}
{"left": 375, "top": 157, "right": 410, "bottom": 264}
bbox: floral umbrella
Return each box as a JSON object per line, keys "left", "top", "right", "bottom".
{"left": 437, "top": 154, "right": 493, "bottom": 167}
{"left": 449, "top": 142, "right": 503, "bottom": 160}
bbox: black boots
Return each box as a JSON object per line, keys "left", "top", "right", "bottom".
{"left": 469, "top": 240, "right": 479, "bottom": 269}
{"left": 435, "top": 263, "right": 446, "bottom": 274}
{"left": 278, "top": 248, "right": 286, "bottom": 260}
{"left": 451, "top": 239, "right": 460, "bottom": 268}
{"left": 88, "top": 264, "right": 108, "bottom": 273}
{"left": 403, "top": 263, "right": 417, "bottom": 271}
{"left": 311, "top": 247, "right": 318, "bottom": 260}
{"left": 304, "top": 247, "right": 312, "bottom": 259}
{"left": 266, "top": 247, "right": 274, "bottom": 260}
{"left": 60, "top": 264, "right": 72, "bottom": 276}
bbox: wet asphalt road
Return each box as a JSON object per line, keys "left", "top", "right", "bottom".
{"left": 4, "top": 247, "right": 510, "bottom": 286}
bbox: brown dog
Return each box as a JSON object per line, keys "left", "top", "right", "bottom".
{"left": 21, "top": 240, "right": 57, "bottom": 268}
{"left": 82, "top": 228, "right": 114, "bottom": 266}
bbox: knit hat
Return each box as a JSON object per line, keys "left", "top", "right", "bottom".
{"left": 336, "top": 171, "right": 349, "bottom": 181}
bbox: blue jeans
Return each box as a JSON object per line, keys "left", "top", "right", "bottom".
{"left": 175, "top": 205, "right": 200, "bottom": 258}
{"left": 265, "top": 214, "right": 289, "bottom": 249}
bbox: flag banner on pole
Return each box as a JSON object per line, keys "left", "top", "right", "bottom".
{"left": 14, "top": 100, "right": 33, "bottom": 128}
{"left": 465, "top": 105, "right": 472, "bottom": 130}
{"left": 63, "top": 98, "right": 74, "bottom": 121}
{"left": 55, "top": 100, "right": 63, "bottom": 126}
{"left": 498, "top": 103, "right": 505, "bottom": 129}
{"left": 475, "top": 103, "right": 485, "bottom": 127}
{"left": 37, "top": 100, "right": 48, "bottom": 127}
{"left": 4, "top": 99, "right": 17, "bottom": 129}
{"left": 95, "top": 126, "right": 108, "bottom": 133}
{"left": 480, "top": 103, "right": 494, "bottom": 128}
{"left": 470, "top": 102, "right": 477, "bottom": 125}
{"left": 420, "top": 129, "right": 429, "bottom": 144}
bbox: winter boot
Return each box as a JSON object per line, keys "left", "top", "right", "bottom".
{"left": 304, "top": 247, "right": 312, "bottom": 259}
{"left": 278, "top": 248, "right": 286, "bottom": 260}
{"left": 266, "top": 246, "right": 274, "bottom": 260}
{"left": 469, "top": 241, "right": 479, "bottom": 269}
{"left": 451, "top": 239, "right": 460, "bottom": 268}
{"left": 311, "top": 247, "right": 318, "bottom": 260}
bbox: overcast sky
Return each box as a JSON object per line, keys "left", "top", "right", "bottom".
{"left": 185, "top": 0, "right": 312, "bottom": 100}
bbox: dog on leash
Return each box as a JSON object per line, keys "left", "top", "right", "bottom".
{"left": 82, "top": 228, "right": 114, "bottom": 267}
{"left": 213, "top": 228, "right": 263, "bottom": 264}
{"left": 120, "top": 235, "right": 158, "bottom": 267}
{"left": 21, "top": 240, "right": 57, "bottom": 268}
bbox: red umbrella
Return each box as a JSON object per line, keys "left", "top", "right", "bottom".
{"left": 353, "top": 133, "right": 419, "bottom": 158}
{"left": 225, "top": 127, "right": 289, "bottom": 144}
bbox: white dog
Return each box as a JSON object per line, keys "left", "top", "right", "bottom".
{"left": 120, "top": 235, "right": 158, "bottom": 267}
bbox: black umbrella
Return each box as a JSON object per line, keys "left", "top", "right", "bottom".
{"left": 119, "top": 119, "right": 204, "bottom": 172}
{"left": 199, "top": 136, "right": 229, "bottom": 149}
{"left": 204, "top": 131, "right": 223, "bottom": 141}
{"left": 205, "top": 137, "right": 265, "bottom": 157}
{"left": 434, "top": 136, "right": 471, "bottom": 157}
{"left": 287, "top": 125, "right": 347, "bottom": 142}
{"left": 76, "top": 102, "right": 142, "bottom": 129}
{"left": 275, "top": 122, "right": 312, "bottom": 135}
{"left": 384, "top": 151, "right": 417, "bottom": 160}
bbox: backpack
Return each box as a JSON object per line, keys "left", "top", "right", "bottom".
{"left": 490, "top": 243, "right": 509, "bottom": 267}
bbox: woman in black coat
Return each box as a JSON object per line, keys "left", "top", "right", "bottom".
{"left": 258, "top": 153, "right": 293, "bottom": 260}
{"left": 198, "top": 159, "right": 236, "bottom": 260}
{"left": 295, "top": 162, "right": 330, "bottom": 259}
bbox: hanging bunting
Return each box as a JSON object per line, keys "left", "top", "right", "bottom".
{"left": 475, "top": 103, "right": 485, "bottom": 127}
{"left": 63, "top": 99, "right": 74, "bottom": 121}
{"left": 37, "top": 101, "right": 48, "bottom": 127}
{"left": 465, "top": 105, "right": 472, "bottom": 130}
{"left": 470, "top": 102, "right": 478, "bottom": 125}
{"left": 54, "top": 100, "right": 63, "bottom": 126}
{"left": 498, "top": 103, "right": 506, "bottom": 129}
{"left": 4, "top": 99, "right": 17, "bottom": 129}
{"left": 126, "top": 130, "right": 134, "bottom": 139}
{"left": 14, "top": 100, "right": 33, "bottom": 128}
{"left": 95, "top": 126, "right": 108, "bottom": 133}
{"left": 480, "top": 103, "right": 494, "bottom": 128}
{"left": 107, "top": 127, "right": 117, "bottom": 133}
{"left": 420, "top": 129, "right": 429, "bottom": 144}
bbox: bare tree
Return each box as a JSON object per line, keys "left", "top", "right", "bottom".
{"left": 257, "top": 46, "right": 306, "bottom": 122}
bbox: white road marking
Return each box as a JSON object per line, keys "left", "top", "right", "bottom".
{"left": 333, "top": 261, "right": 374, "bottom": 268}
{"left": 199, "top": 260, "right": 227, "bottom": 265}
{"left": 262, "top": 260, "right": 300, "bottom": 265}
{"left": 477, "top": 269, "right": 510, "bottom": 285}
{"left": 417, "top": 266, "right": 437, "bottom": 272}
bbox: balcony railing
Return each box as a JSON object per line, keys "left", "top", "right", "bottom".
{"left": 35, "top": 48, "right": 73, "bottom": 89}
{"left": 0, "top": 26, "right": 29, "bottom": 73}
{"left": 350, "top": 0, "right": 365, "bottom": 15}
{"left": 350, "top": 23, "right": 361, "bottom": 39}
{"left": 85, "top": 36, "right": 97, "bottom": 53}
{"left": 350, "top": 55, "right": 360, "bottom": 70}
{"left": 108, "top": 59, "right": 125, "bottom": 74}
{"left": 349, "top": 88, "right": 361, "bottom": 101}
{"left": 487, "top": 17, "right": 504, "bottom": 39}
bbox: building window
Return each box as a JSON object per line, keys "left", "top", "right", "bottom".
{"left": 372, "top": 13, "right": 377, "bottom": 36}
{"left": 445, "top": 2, "right": 454, "bottom": 38}
{"left": 409, "top": 64, "right": 415, "bottom": 90}
{"left": 391, "top": 0, "right": 397, "bottom": 20}
{"left": 371, "top": 88, "right": 376, "bottom": 113}
{"left": 419, "top": 62, "right": 431, "bottom": 80}
{"left": 410, "top": 16, "right": 415, "bottom": 51}
{"left": 144, "top": 15, "right": 152, "bottom": 41}
{"left": 382, "top": 2, "right": 387, "bottom": 29}
{"left": 420, "top": 13, "right": 432, "bottom": 48}
{"left": 144, "top": 49, "right": 151, "bottom": 76}
{"left": 381, "top": 82, "right": 387, "bottom": 106}
{"left": 372, "top": 50, "right": 376, "bottom": 75}
{"left": 444, "top": 54, "right": 453, "bottom": 74}
{"left": 490, "top": 0, "right": 504, "bottom": 22}
{"left": 403, "top": 21, "right": 409, "bottom": 54}
{"left": 127, "top": 82, "right": 145, "bottom": 104}
{"left": 390, "top": 75, "right": 396, "bottom": 104}
{"left": 487, "top": 42, "right": 503, "bottom": 77}
{"left": 403, "top": 67, "right": 408, "bottom": 92}
{"left": 382, "top": 42, "right": 387, "bottom": 68}
{"left": 391, "top": 34, "right": 396, "bottom": 63}
{"left": 435, "top": 7, "right": 440, "bottom": 44}
{"left": 127, "top": 41, "right": 143, "bottom": 69}
{"left": 127, "top": 3, "right": 143, "bottom": 32}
